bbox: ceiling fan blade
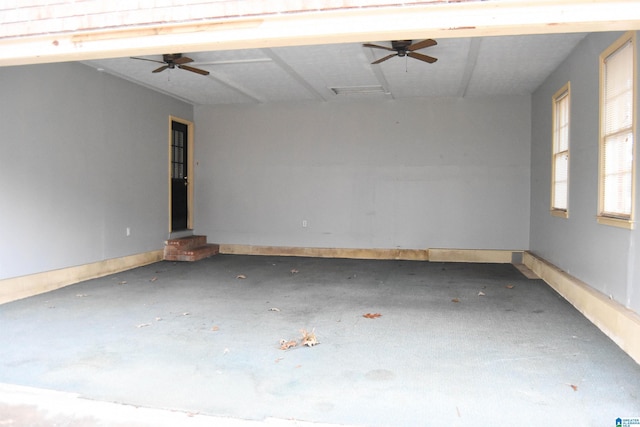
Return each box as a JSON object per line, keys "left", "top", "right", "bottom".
{"left": 152, "top": 65, "right": 169, "bottom": 73}
{"left": 178, "top": 65, "right": 210, "bottom": 76}
{"left": 407, "top": 39, "right": 437, "bottom": 51}
{"left": 371, "top": 53, "right": 397, "bottom": 64}
{"left": 130, "top": 56, "right": 166, "bottom": 64}
{"left": 363, "top": 43, "right": 395, "bottom": 52}
{"left": 407, "top": 52, "right": 438, "bottom": 64}
{"left": 174, "top": 56, "right": 193, "bottom": 65}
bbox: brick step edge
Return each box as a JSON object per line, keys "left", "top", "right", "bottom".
{"left": 165, "top": 235, "right": 208, "bottom": 250}
{"left": 164, "top": 243, "right": 220, "bottom": 262}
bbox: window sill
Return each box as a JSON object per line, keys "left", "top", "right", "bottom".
{"left": 550, "top": 209, "right": 568, "bottom": 219}
{"left": 597, "top": 215, "right": 635, "bottom": 230}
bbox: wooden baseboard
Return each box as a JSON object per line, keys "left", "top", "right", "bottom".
{"left": 524, "top": 252, "right": 640, "bottom": 365}
{"left": 428, "top": 248, "right": 517, "bottom": 263}
{"left": 0, "top": 250, "right": 164, "bottom": 305}
{"left": 219, "top": 244, "right": 518, "bottom": 264}
{"left": 218, "top": 244, "right": 429, "bottom": 261}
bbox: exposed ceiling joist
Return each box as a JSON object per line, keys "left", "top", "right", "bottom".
{"left": 1, "top": 1, "right": 639, "bottom": 67}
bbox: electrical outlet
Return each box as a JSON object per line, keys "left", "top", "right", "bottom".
{"left": 302, "top": 220, "right": 308, "bottom": 228}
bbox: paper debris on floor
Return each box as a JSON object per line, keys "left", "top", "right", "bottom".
{"left": 279, "top": 339, "right": 297, "bottom": 350}
{"left": 279, "top": 329, "right": 319, "bottom": 350}
{"left": 301, "top": 329, "right": 319, "bottom": 347}
{"left": 268, "top": 307, "right": 281, "bottom": 312}
{"left": 363, "top": 313, "right": 382, "bottom": 319}
{"left": 236, "top": 274, "right": 247, "bottom": 279}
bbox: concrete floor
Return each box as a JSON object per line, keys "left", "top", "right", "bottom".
{"left": 0, "top": 255, "right": 639, "bottom": 426}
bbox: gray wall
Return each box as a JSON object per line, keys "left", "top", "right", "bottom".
{"left": 0, "top": 62, "right": 193, "bottom": 280}
{"left": 194, "top": 96, "right": 531, "bottom": 251}
{"left": 530, "top": 31, "right": 640, "bottom": 313}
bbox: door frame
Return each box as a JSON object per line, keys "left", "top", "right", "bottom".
{"left": 168, "top": 115, "right": 194, "bottom": 233}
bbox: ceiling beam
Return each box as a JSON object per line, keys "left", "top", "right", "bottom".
{"left": 1, "top": 1, "right": 639, "bottom": 67}
{"left": 261, "top": 48, "right": 327, "bottom": 102}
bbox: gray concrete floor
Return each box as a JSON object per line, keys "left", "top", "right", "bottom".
{"left": 1, "top": 255, "right": 639, "bottom": 426}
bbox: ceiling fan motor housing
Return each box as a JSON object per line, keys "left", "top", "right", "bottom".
{"left": 392, "top": 40, "right": 413, "bottom": 54}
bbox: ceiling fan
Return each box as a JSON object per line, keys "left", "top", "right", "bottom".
{"left": 363, "top": 39, "right": 438, "bottom": 65}
{"left": 130, "top": 53, "right": 210, "bottom": 76}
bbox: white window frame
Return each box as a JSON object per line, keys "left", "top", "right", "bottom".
{"left": 598, "top": 31, "right": 637, "bottom": 229}
{"left": 551, "top": 82, "right": 570, "bottom": 218}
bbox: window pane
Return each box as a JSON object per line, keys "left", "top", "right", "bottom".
{"left": 553, "top": 152, "right": 568, "bottom": 210}
{"left": 602, "top": 131, "right": 633, "bottom": 216}
{"left": 604, "top": 41, "right": 633, "bottom": 135}
{"left": 556, "top": 94, "right": 570, "bottom": 152}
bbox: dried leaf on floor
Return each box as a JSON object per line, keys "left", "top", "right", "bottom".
{"left": 478, "top": 291, "right": 486, "bottom": 296}
{"left": 363, "top": 313, "right": 382, "bottom": 319}
{"left": 451, "top": 298, "right": 460, "bottom": 303}
{"left": 506, "top": 285, "right": 515, "bottom": 289}
{"left": 301, "top": 329, "right": 319, "bottom": 347}
{"left": 268, "top": 307, "right": 281, "bottom": 312}
{"left": 150, "top": 276, "right": 157, "bottom": 282}
{"left": 211, "top": 325, "right": 220, "bottom": 331}
{"left": 236, "top": 274, "right": 247, "bottom": 279}
{"left": 569, "top": 384, "right": 578, "bottom": 391}
{"left": 279, "top": 339, "right": 297, "bottom": 350}
{"left": 136, "top": 323, "right": 151, "bottom": 328}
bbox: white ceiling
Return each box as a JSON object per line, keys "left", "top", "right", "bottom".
{"left": 84, "top": 33, "right": 588, "bottom": 106}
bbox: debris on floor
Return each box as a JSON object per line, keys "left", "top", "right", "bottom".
{"left": 149, "top": 276, "right": 157, "bottom": 282}
{"left": 268, "top": 307, "right": 281, "bottom": 312}
{"left": 301, "top": 329, "right": 319, "bottom": 347}
{"left": 363, "top": 313, "right": 382, "bottom": 319}
{"left": 506, "top": 284, "right": 515, "bottom": 289}
{"left": 279, "top": 329, "right": 319, "bottom": 350}
{"left": 290, "top": 269, "right": 299, "bottom": 274}
{"left": 236, "top": 274, "right": 247, "bottom": 279}
{"left": 279, "top": 339, "right": 297, "bottom": 350}
{"left": 478, "top": 291, "right": 486, "bottom": 296}
{"left": 136, "top": 323, "right": 151, "bottom": 328}
{"left": 451, "top": 298, "right": 460, "bottom": 303}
